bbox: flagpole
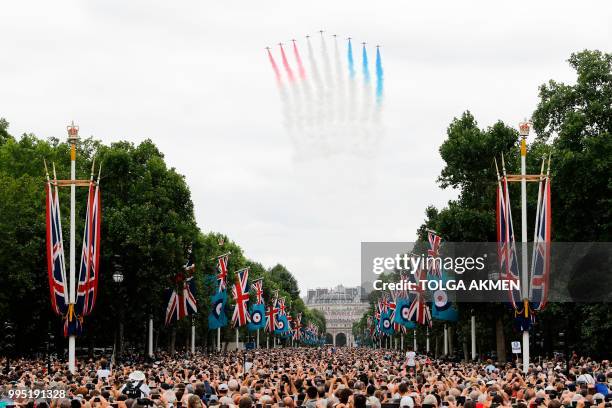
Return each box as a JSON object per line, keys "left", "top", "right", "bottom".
{"left": 257, "top": 329, "right": 259, "bottom": 348}
{"left": 519, "top": 120, "right": 530, "bottom": 373}
{"left": 217, "top": 327, "right": 221, "bottom": 352}
{"left": 443, "top": 324, "right": 448, "bottom": 355}
{"left": 413, "top": 329, "right": 417, "bottom": 351}
{"left": 148, "top": 316, "right": 154, "bottom": 358}
{"left": 400, "top": 333, "right": 404, "bottom": 351}
{"left": 191, "top": 320, "right": 195, "bottom": 355}
{"left": 67, "top": 122, "right": 78, "bottom": 374}
{"left": 471, "top": 314, "right": 476, "bottom": 360}
{"left": 236, "top": 328, "right": 239, "bottom": 350}
{"left": 426, "top": 326, "right": 430, "bottom": 353}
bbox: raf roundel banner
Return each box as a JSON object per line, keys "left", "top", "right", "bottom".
{"left": 248, "top": 303, "right": 266, "bottom": 331}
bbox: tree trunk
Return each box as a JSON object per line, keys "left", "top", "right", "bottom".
{"left": 169, "top": 327, "right": 176, "bottom": 354}
{"left": 88, "top": 336, "right": 94, "bottom": 358}
{"left": 118, "top": 321, "right": 124, "bottom": 356}
{"left": 154, "top": 327, "right": 160, "bottom": 354}
{"left": 495, "top": 316, "right": 506, "bottom": 363}
{"left": 462, "top": 330, "right": 469, "bottom": 361}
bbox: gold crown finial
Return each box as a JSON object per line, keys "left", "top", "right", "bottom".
{"left": 519, "top": 119, "right": 531, "bottom": 137}
{"left": 67, "top": 121, "right": 79, "bottom": 142}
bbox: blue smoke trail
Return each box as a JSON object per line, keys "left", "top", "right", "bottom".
{"left": 362, "top": 44, "right": 370, "bottom": 84}
{"left": 347, "top": 39, "right": 355, "bottom": 79}
{"left": 375, "top": 47, "right": 383, "bottom": 105}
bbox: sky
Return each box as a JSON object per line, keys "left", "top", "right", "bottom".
{"left": 2, "top": 0, "right": 611, "bottom": 294}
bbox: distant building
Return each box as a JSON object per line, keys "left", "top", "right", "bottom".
{"left": 305, "top": 285, "right": 369, "bottom": 347}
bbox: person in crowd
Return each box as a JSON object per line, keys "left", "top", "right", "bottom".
{"left": 0, "top": 348, "right": 610, "bottom": 408}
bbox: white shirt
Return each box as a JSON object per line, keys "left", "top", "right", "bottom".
{"left": 367, "top": 395, "right": 381, "bottom": 408}
{"left": 97, "top": 369, "right": 111, "bottom": 379}
{"left": 406, "top": 351, "right": 416, "bottom": 366}
{"left": 577, "top": 374, "right": 595, "bottom": 384}
{"left": 120, "top": 381, "right": 151, "bottom": 398}
{"left": 400, "top": 396, "right": 415, "bottom": 408}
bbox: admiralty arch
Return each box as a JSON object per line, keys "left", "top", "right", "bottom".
{"left": 305, "top": 286, "right": 369, "bottom": 347}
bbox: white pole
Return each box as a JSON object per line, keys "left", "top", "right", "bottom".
{"left": 257, "top": 329, "right": 260, "bottom": 348}
{"left": 148, "top": 317, "right": 154, "bottom": 357}
{"left": 68, "top": 124, "right": 77, "bottom": 374}
{"left": 413, "top": 329, "right": 417, "bottom": 351}
{"left": 236, "top": 328, "right": 239, "bottom": 350}
{"left": 266, "top": 334, "right": 269, "bottom": 349}
{"left": 443, "top": 324, "right": 448, "bottom": 355}
{"left": 520, "top": 124, "right": 530, "bottom": 373}
{"left": 401, "top": 333, "right": 404, "bottom": 351}
{"left": 191, "top": 323, "right": 195, "bottom": 355}
{"left": 471, "top": 314, "right": 476, "bottom": 360}
{"left": 217, "top": 327, "right": 221, "bottom": 352}
{"left": 426, "top": 326, "right": 430, "bottom": 353}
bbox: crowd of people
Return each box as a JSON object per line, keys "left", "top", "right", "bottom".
{"left": 1, "top": 347, "right": 610, "bottom": 408}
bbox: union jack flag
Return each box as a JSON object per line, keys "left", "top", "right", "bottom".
{"left": 252, "top": 278, "right": 264, "bottom": 304}
{"left": 231, "top": 268, "right": 251, "bottom": 327}
{"left": 46, "top": 181, "right": 69, "bottom": 316}
{"left": 265, "top": 303, "right": 278, "bottom": 333}
{"left": 497, "top": 174, "right": 522, "bottom": 309}
{"left": 529, "top": 175, "right": 551, "bottom": 311}
{"left": 399, "top": 273, "right": 410, "bottom": 299}
{"left": 165, "top": 278, "right": 198, "bottom": 326}
{"left": 307, "top": 323, "right": 319, "bottom": 337}
{"left": 286, "top": 314, "right": 293, "bottom": 337}
{"left": 292, "top": 313, "right": 302, "bottom": 340}
{"left": 75, "top": 178, "right": 101, "bottom": 317}
{"left": 183, "top": 245, "right": 195, "bottom": 275}
{"left": 427, "top": 231, "right": 442, "bottom": 277}
{"left": 407, "top": 268, "right": 432, "bottom": 327}
{"left": 387, "top": 292, "right": 405, "bottom": 333}
{"left": 367, "top": 315, "right": 376, "bottom": 337}
{"left": 277, "top": 297, "right": 287, "bottom": 316}
{"left": 379, "top": 295, "right": 390, "bottom": 313}
{"left": 216, "top": 254, "right": 229, "bottom": 291}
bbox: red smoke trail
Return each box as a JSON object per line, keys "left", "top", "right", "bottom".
{"left": 267, "top": 49, "right": 282, "bottom": 84}
{"left": 279, "top": 44, "right": 295, "bottom": 82}
{"left": 293, "top": 41, "right": 306, "bottom": 80}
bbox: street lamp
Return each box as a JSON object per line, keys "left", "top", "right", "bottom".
{"left": 558, "top": 331, "right": 567, "bottom": 371}
{"left": 47, "top": 324, "right": 55, "bottom": 373}
{"left": 4, "top": 321, "right": 14, "bottom": 373}
{"left": 113, "top": 271, "right": 124, "bottom": 283}
{"left": 113, "top": 255, "right": 124, "bottom": 284}
{"left": 112, "top": 255, "right": 124, "bottom": 360}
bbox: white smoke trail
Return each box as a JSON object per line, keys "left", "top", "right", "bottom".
{"left": 307, "top": 36, "right": 329, "bottom": 156}
{"left": 320, "top": 34, "right": 335, "bottom": 141}
{"left": 333, "top": 36, "right": 346, "bottom": 126}
{"left": 271, "top": 35, "right": 384, "bottom": 160}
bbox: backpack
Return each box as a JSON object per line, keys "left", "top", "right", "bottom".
{"left": 124, "top": 380, "right": 144, "bottom": 399}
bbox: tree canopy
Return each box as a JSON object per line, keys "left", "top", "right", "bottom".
{"left": 0, "top": 126, "right": 324, "bottom": 353}
{"left": 355, "top": 50, "right": 612, "bottom": 359}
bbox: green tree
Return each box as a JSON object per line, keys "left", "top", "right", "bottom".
{"left": 532, "top": 50, "right": 612, "bottom": 241}
{"left": 531, "top": 50, "right": 612, "bottom": 356}
{"left": 268, "top": 264, "right": 300, "bottom": 299}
